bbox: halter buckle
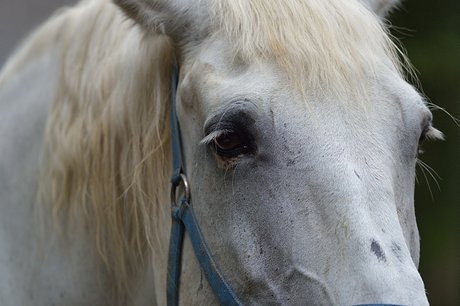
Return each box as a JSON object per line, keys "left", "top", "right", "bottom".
{"left": 170, "top": 173, "right": 191, "bottom": 207}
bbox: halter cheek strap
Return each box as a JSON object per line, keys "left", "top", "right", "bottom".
{"left": 166, "top": 63, "right": 242, "bottom": 306}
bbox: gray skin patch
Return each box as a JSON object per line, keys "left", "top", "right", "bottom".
{"left": 391, "top": 241, "right": 403, "bottom": 262}
{"left": 371, "top": 240, "right": 387, "bottom": 262}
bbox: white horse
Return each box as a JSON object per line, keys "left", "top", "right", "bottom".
{"left": 0, "top": 0, "right": 443, "bottom": 305}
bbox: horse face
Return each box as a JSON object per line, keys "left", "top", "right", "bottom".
{"left": 114, "top": 0, "right": 436, "bottom": 304}
{"left": 175, "top": 38, "right": 433, "bottom": 305}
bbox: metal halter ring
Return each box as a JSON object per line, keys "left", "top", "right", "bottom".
{"left": 171, "top": 173, "right": 191, "bottom": 207}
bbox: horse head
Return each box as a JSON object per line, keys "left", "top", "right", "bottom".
{"left": 112, "top": 0, "right": 440, "bottom": 304}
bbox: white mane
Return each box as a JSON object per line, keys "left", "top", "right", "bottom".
{"left": 3, "top": 0, "right": 173, "bottom": 301}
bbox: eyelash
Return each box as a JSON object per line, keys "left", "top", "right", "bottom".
{"left": 202, "top": 128, "right": 255, "bottom": 158}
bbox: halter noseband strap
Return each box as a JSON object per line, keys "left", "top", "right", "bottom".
{"left": 167, "top": 63, "right": 242, "bottom": 306}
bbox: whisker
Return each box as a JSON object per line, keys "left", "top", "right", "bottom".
{"left": 419, "top": 163, "right": 441, "bottom": 192}
{"left": 223, "top": 164, "right": 231, "bottom": 185}
{"left": 417, "top": 162, "right": 434, "bottom": 201}
{"left": 231, "top": 163, "right": 240, "bottom": 200}
{"left": 415, "top": 171, "right": 420, "bottom": 185}
{"left": 417, "top": 159, "right": 441, "bottom": 180}
{"left": 425, "top": 101, "right": 460, "bottom": 127}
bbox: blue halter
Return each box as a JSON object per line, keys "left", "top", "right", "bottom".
{"left": 166, "top": 64, "right": 242, "bottom": 306}
{"left": 166, "top": 64, "right": 405, "bottom": 306}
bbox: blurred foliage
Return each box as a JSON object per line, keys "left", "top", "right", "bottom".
{"left": 391, "top": 1, "right": 460, "bottom": 305}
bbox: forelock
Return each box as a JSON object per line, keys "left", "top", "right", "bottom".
{"left": 209, "top": 0, "right": 407, "bottom": 100}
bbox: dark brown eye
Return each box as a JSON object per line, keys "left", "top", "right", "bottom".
{"left": 212, "top": 131, "right": 252, "bottom": 157}
{"left": 418, "top": 124, "right": 433, "bottom": 154}
{"left": 419, "top": 126, "right": 428, "bottom": 145}
{"left": 418, "top": 130, "right": 427, "bottom": 155}
{"left": 215, "top": 132, "right": 241, "bottom": 150}
{"left": 417, "top": 123, "right": 443, "bottom": 156}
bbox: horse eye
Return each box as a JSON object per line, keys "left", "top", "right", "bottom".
{"left": 419, "top": 127, "right": 428, "bottom": 145}
{"left": 417, "top": 123, "right": 444, "bottom": 156}
{"left": 213, "top": 131, "right": 250, "bottom": 157}
{"left": 417, "top": 127, "right": 428, "bottom": 155}
{"left": 215, "top": 132, "right": 241, "bottom": 150}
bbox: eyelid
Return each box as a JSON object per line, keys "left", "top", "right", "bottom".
{"left": 203, "top": 100, "right": 257, "bottom": 136}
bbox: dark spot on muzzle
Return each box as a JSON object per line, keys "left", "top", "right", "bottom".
{"left": 371, "top": 240, "right": 387, "bottom": 262}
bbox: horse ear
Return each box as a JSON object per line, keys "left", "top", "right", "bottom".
{"left": 113, "top": 0, "right": 209, "bottom": 40}
{"left": 359, "top": 0, "right": 401, "bottom": 18}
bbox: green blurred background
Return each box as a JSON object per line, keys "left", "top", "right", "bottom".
{"left": 0, "top": 0, "right": 458, "bottom": 304}
{"left": 391, "top": 1, "right": 460, "bottom": 305}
